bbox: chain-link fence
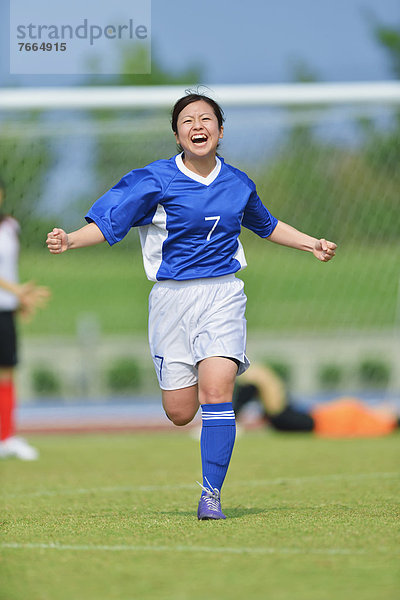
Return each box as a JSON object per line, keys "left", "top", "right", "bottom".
{"left": 1, "top": 85, "right": 399, "bottom": 399}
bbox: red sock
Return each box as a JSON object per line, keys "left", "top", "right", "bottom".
{"left": 0, "top": 380, "right": 15, "bottom": 441}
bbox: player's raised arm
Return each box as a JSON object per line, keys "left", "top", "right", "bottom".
{"left": 46, "top": 222, "right": 105, "bottom": 254}
{"left": 267, "top": 220, "right": 337, "bottom": 262}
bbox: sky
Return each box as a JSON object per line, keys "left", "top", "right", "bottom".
{"left": 152, "top": 0, "right": 399, "bottom": 84}
{"left": 0, "top": 0, "right": 399, "bottom": 86}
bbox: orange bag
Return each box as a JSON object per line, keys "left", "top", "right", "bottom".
{"left": 311, "top": 397, "right": 397, "bottom": 438}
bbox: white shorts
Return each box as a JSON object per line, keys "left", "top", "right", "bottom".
{"left": 148, "top": 274, "right": 250, "bottom": 390}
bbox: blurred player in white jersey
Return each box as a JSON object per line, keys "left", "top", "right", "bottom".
{"left": 46, "top": 92, "right": 336, "bottom": 519}
{"left": 0, "top": 179, "right": 50, "bottom": 460}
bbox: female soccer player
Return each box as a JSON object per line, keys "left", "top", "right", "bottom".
{"left": 46, "top": 93, "right": 336, "bottom": 519}
{"left": 0, "top": 179, "right": 50, "bottom": 460}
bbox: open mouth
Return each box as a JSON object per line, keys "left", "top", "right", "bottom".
{"left": 191, "top": 134, "right": 208, "bottom": 144}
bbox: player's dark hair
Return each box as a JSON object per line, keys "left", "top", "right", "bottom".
{"left": 171, "top": 91, "right": 225, "bottom": 153}
{"left": 171, "top": 93, "right": 225, "bottom": 133}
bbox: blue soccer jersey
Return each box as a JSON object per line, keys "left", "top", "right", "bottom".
{"left": 85, "top": 154, "right": 278, "bottom": 281}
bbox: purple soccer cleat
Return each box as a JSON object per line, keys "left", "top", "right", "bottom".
{"left": 197, "top": 479, "right": 226, "bottom": 520}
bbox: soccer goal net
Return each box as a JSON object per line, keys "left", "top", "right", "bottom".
{"left": 1, "top": 82, "right": 399, "bottom": 398}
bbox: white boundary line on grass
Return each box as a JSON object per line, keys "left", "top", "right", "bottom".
{"left": 1, "top": 541, "right": 392, "bottom": 557}
{"left": 2, "top": 471, "right": 398, "bottom": 499}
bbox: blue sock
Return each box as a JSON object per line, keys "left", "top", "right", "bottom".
{"left": 200, "top": 402, "right": 236, "bottom": 494}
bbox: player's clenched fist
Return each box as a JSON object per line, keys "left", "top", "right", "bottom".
{"left": 312, "top": 238, "right": 337, "bottom": 262}
{"left": 46, "top": 228, "right": 69, "bottom": 254}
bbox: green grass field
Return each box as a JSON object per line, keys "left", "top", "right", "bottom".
{"left": 20, "top": 241, "right": 398, "bottom": 336}
{"left": 1, "top": 431, "right": 399, "bottom": 600}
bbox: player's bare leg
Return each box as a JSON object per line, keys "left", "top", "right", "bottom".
{"left": 162, "top": 385, "right": 199, "bottom": 426}
{"left": 197, "top": 357, "right": 238, "bottom": 405}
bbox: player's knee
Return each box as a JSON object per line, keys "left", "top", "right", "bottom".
{"left": 165, "top": 408, "right": 195, "bottom": 427}
{"left": 199, "top": 386, "right": 229, "bottom": 405}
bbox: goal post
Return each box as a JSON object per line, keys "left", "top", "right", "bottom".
{"left": 1, "top": 81, "right": 400, "bottom": 110}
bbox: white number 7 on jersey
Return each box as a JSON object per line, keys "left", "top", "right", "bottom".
{"left": 205, "top": 216, "right": 221, "bottom": 241}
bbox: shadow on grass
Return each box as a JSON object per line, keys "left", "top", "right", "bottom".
{"left": 157, "top": 507, "right": 267, "bottom": 519}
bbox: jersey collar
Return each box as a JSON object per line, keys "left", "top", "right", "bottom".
{"left": 175, "top": 153, "right": 221, "bottom": 186}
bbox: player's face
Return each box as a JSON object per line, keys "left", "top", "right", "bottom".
{"left": 175, "top": 100, "right": 223, "bottom": 159}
